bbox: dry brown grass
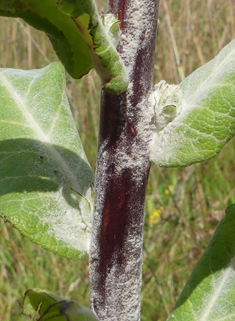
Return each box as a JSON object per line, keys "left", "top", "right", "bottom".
{"left": 156, "top": 0, "right": 234, "bottom": 83}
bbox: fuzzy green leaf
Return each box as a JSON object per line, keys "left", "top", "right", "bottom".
{"left": 150, "top": 38, "right": 235, "bottom": 167}
{"left": 23, "top": 289, "right": 98, "bottom": 321}
{"left": 0, "top": 0, "right": 129, "bottom": 94}
{"left": 0, "top": 63, "right": 94, "bottom": 259}
{"left": 167, "top": 204, "right": 235, "bottom": 321}
{"left": 57, "top": 0, "right": 129, "bottom": 93}
{"left": 0, "top": 0, "right": 93, "bottom": 79}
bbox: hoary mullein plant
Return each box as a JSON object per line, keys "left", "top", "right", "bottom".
{"left": 1, "top": 0, "right": 235, "bottom": 320}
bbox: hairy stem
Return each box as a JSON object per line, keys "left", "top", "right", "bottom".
{"left": 89, "top": 1, "right": 159, "bottom": 320}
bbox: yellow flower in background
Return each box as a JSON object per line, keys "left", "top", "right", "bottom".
{"left": 153, "top": 208, "right": 160, "bottom": 218}
{"left": 149, "top": 215, "right": 156, "bottom": 224}
{"left": 149, "top": 207, "right": 163, "bottom": 224}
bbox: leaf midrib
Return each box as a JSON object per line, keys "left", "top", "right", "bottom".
{"left": 0, "top": 70, "right": 82, "bottom": 193}
{"left": 198, "top": 261, "right": 235, "bottom": 320}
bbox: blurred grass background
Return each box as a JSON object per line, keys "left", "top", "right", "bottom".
{"left": 0, "top": 0, "right": 235, "bottom": 320}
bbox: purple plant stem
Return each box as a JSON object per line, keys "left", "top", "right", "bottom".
{"left": 89, "top": 1, "right": 159, "bottom": 320}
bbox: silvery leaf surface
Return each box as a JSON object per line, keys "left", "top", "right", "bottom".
{"left": 0, "top": 63, "right": 94, "bottom": 259}
{"left": 167, "top": 204, "right": 235, "bottom": 321}
{"left": 150, "top": 39, "right": 235, "bottom": 167}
